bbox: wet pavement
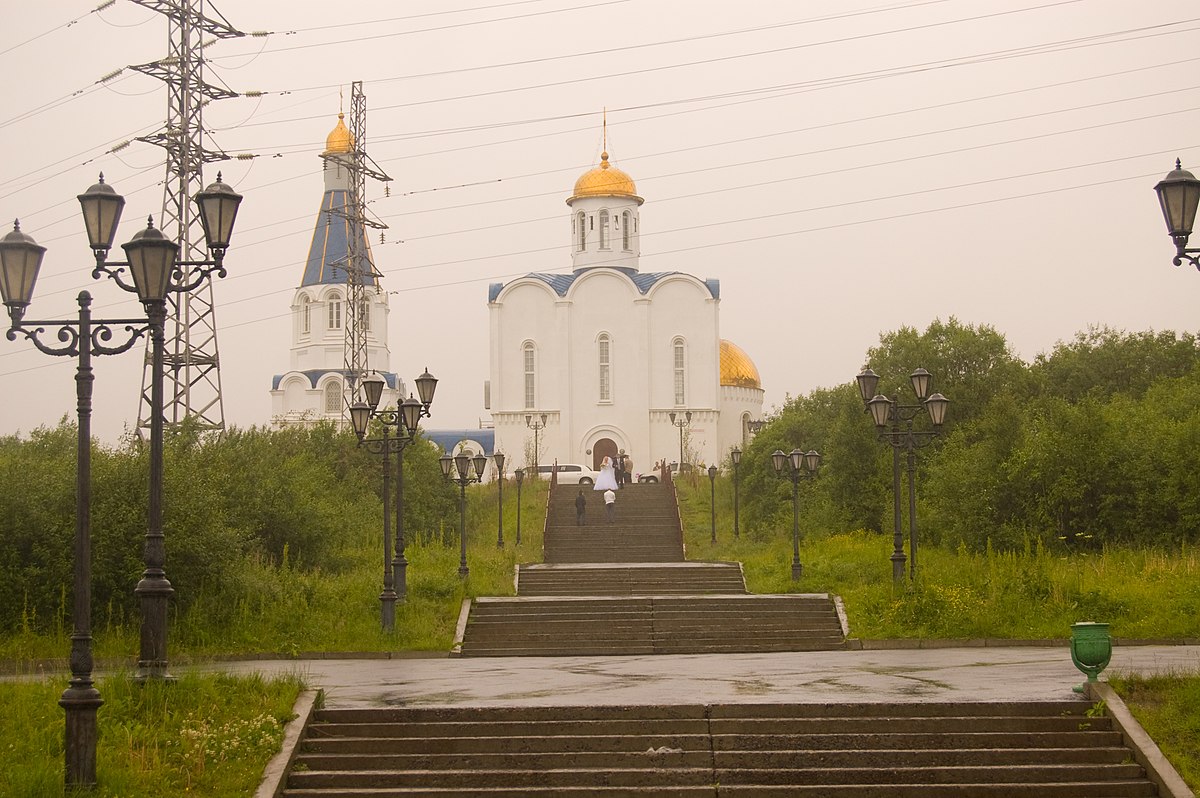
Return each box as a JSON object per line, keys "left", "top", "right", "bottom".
{"left": 213, "top": 644, "right": 1200, "bottom": 708}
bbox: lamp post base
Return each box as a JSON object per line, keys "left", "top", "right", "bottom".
{"left": 60, "top": 685, "right": 102, "bottom": 788}
{"left": 457, "top": 565, "right": 470, "bottom": 578}
{"left": 393, "top": 555, "right": 408, "bottom": 602}
{"left": 380, "top": 589, "right": 397, "bottom": 633}
{"left": 791, "top": 561, "right": 803, "bottom": 581}
{"left": 891, "top": 551, "right": 907, "bottom": 582}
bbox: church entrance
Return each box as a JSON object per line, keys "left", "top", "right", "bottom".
{"left": 592, "top": 438, "right": 618, "bottom": 470}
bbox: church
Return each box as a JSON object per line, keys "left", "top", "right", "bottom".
{"left": 270, "top": 113, "right": 403, "bottom": 424}
{"left": 486, "top": 144, "right": 765, "bottom": 475}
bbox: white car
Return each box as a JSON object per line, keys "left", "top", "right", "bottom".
{"left": 535, "top": 463, "right": 600, "bottom": 486}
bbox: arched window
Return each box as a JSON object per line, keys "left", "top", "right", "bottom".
{"left": 622, "top": 211, "right": 631, "bottom": 250}
{"left": 300, "top": 295, "right": 311, "bottom": 334}
{"left": 577, "top": 211, "right": 586, "bottom": 251}
{"left": 328, "top": 292, "right": 343, "bottom": 330}
{"left": 598, "top": 334, "right": 611, "bottom": 402}
{"left": 673, "top": 338, "right": 686, "bottom": 406}
{"left": 598, "top": 210, "right": 610, "bottom": 250}
{"left": 324, "top": 380, "right": 342, "bottom": 413}
{"left": 359, "top": 299, "right": 370, "bottom": 332}
{"left": 523, "top": 342, "right": 536, "bottom": 409}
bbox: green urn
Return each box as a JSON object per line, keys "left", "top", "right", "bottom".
{"left": 1070, "top": 621, "right": 1112, "bottom": 693}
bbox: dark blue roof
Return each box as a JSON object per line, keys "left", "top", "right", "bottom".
{"left": 271, "top": 369, "right": 399, "bottom": 390}
{"left": 425, "top": 429, "right": 496, "bottom": 455}
{"left": 302, "top": 189, "right": 381, "bottom": 288}
{"left": 488, "top": 267, "right": 718, "bottom": 302}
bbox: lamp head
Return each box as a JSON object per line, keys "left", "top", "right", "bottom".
{"left": 789, "top": 448, "right": 804, "bottom": 473}
{"left": 77, "top": 173, "right": 125, "bottom": 257}
{"left": 867, "top": 394, "right": 893, "bottom": 428}
{"left": 855, "top": 366, "right": 880, "bottom": 404}
{"left": 514, "top": 467, "right": 524, "bottom": 484}
{"left": 415, "top": 367, "right": 437, "bottom": 410}
{"left": 0, "top": 220, "right": 46, "bottom": 324}
{"left": 193, "top": 172, "right": 242, "bottom": 258}
{"left": 925, "top": 392, "right": 950, "bottom": 427}
{"left": 730, "top": 446, "right": 741, "bottom": 466}
{"left": 439, "top": 453, "right": 453, "bottom": 478}
{"left": 1155, "top": 159, "right": 1200, "bottom": 250}
{"left": 804, "top": 449, "right": 821, "bottom": 473}
{"left": 910, "top": 367, "right": 933, "bottom": 401}
{"left": 708, "top": 464, "right": 718, "bottom": 481}
{"left": 454, "top": 451, "right": 470, "bottom": 479}
{"left": 771, "top": 449, "right": 787, "bottom": 474}
{"left": 362, "top": 371, "right": 385, "bottom": 411}
{"left": 494, "top": 451, "right": 506, "bottom": 474}
{"left": 400, "top": 393, "right": 422, "bottom": 434}
{"left": 349, "top": 402, "right": 371, "bottom": 440}
{"left": 472, "top": 453, "right": 489, "bottom": 479}
{"left": 120, "top": 216, "right": 178, "bottom": 305}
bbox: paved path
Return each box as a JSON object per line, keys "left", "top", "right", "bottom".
{"left": 214, "top": 644, "right": 1200, "bottom": 708}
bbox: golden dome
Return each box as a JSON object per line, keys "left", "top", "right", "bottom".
{"left": 325, "top": 113, "right": 353, "bottom": 154}
{"left": 569, "top": 151, "right": 643, "bottom": 204}
{"left": 720, "top": 339, "right": 762, "bottom": 390}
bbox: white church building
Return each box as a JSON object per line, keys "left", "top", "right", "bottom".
{"left": 270, "top": 113, "right": 402, "bottom": 424}
{"left": 486, "top": 146, "right": 765, "bottom": 474}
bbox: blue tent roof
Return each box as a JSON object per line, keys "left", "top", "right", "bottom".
{"left": 302, "top": 189, "right": 381, "bottom": 287}
{"left": 424, "top": 429, "right": 496, "bottom": 456}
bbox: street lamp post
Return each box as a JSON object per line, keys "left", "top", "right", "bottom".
{"left": 730, "top": 446, "right": 742, "bottom": 538}
{"left": 494, "top": 451, "right": 506, "bottom": 547}
{"left": 441, "top": 450, "right": 489, "bottom": 578}
{"left": 0, "top": 217, "right": 174, "bottom": 788}
{"left": 525, "top": 413, "right": 547, "bottom": 475}
{"left": 514, "top": 468, "right": 524, "bottom": 545}
{"left": 82, "top": 173, "right": 243, "bottom": 682}
{"left": 707, "top": 464, "right": 718, "bottom": 543}
{"left": 855, "top": 366, "right": 949, "bottom": 582}
{"left": 668, "top": 411, "right": 692, "bottom": 470}
{"left": 1153, "top": 159, "right": 1200, "bottom": 270}
{"left": 771, "top": 448, "right": 821, "bottom": 581}
{"left": 350, "top": 369, "right": 436, "bottom": 631}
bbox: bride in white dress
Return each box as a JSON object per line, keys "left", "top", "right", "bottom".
{"left": 594, "top": 456, "right": 619, "bottom": 491}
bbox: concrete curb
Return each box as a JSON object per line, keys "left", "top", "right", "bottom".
{"left": 1089, "top": 682, "right": 1196, "bottom": 798}
{"left": 254, "top": 688, "right": 321, "bottom": 798}
{"left": 450, "top": 597, "right": 472, "bottom": 657}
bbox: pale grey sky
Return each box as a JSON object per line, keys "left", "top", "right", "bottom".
{"left": 1, "top": 0, "right": 1198, "bottom": 441}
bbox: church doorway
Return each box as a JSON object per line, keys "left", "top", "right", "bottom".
{"left": 592, "top": 438, "right": 618, "bottom": 470}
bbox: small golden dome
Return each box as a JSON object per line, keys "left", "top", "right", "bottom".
{"left": 325, "top": 113, "right": 353, "bottom": 154}
{"left": 720, "top": 339, "right": 762, "bottom": 390}
{"left": 569, "top": 151, "right": 643, "bottom": 204}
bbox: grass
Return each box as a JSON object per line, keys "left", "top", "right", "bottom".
{"left": 675, "top": 477, "right": 1200, "bottom": 641}
{"left": 0, "top": 670, "right": 304, "bottom": 797}
{"left": 1108, "top": 673, "right": 1200, "bottom": 790}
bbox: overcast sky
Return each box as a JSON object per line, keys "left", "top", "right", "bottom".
{"left": 1, "top": 0, "right": 1198, "bottom": 442}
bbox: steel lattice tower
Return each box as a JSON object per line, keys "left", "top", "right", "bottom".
{"left": 324, "top": 81, "right": 391, "bottom": 413}
{"left": 130, "top": 0, "right": 243, "bottom": 433}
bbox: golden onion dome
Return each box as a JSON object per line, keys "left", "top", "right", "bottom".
{"left": 720, "top": 339, "right": 762, "bottom": 390}
{"left": 569, "top": 151, "right": 643, "bottom": 204}
{"left": 325, "top": 113, "right": 353, "bottom": 154}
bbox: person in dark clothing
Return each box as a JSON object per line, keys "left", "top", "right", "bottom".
{"left": 575, "top": 489, "right": 587, "bottom": 526}
{"left": 614, "top": 452, "right": 626, "bottom": 487}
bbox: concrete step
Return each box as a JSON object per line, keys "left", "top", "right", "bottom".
{"left": 283, "top": 702, "right": 1159, "bottom": 798}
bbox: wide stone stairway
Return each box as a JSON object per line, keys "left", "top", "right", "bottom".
{"left": 280, "top": 700, "right": 1162, "bottom": 796}
{"left": 456, "top": 481, "right": 847, "bottom": 657}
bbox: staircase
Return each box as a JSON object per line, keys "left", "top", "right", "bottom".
{"left": 457, "top": 481, "right": 848, "bottom": 656}
{"left": 545, "top": 483, "right": 685, "bottom": 562}
{"left": 281, "top": 701, "right": 1160, "bottom": 797}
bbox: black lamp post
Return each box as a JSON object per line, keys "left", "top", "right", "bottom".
{"left": 856, "top": 366, "right": 949, "bottom": 582}
{"left": 0, "top": 215, "right": 173, "bottom": 789}
{"left": 441, "top": 449, "right": 489, "bottom": 578}
{"left": 350, "top": 368, "right": 436, "bottom": 631}
{"left": 730, "top": 446, "right": 742, "bottom": 538}
{"left": 525, "top": 413, "right": 547, "bottom": 476}
{"left": 83, "top": 172, "right": 242, "bottom": 682}
{"left": 771, "top": 448, "right": 820, "bottom": 580}
{"left": 494, "top": 451, "right": 506, "bottom": 547}
{"left": 1154, "top": 159, "right": 1200, "bottom": 270}
{"left": 668, "top": 410, "right": 692, "bottom": 470}
{"left": 514, "top": 467, "right": 524, "bottom": 545}
{"left": 707, "top": 464, "right": 718, "bottom": 543}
